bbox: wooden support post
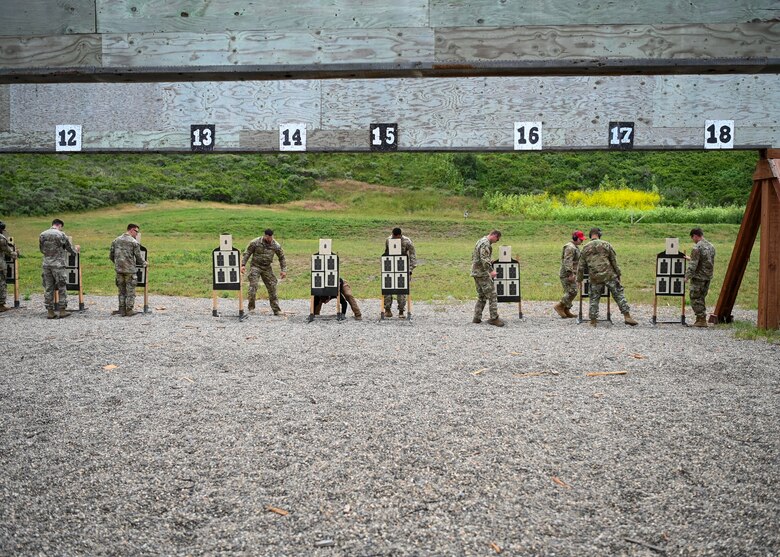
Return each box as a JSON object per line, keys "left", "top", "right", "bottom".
{"left": 407, "top": 294, "right": 413, "bottom": 321}
{"left": 758, "top": 171, "right": 780, "bottom": 329}
{"left": 652, "top": 294, "right": 658, "bottom": 324}
{"left": 713, "top": 149, "right": 780, "bottom": 329}
{"left": 238, "top": 271, "right": 245, "bottom": 320}
{"left": 212, "top": 290, "right": 218, "bottom": 317}
{"left": 308, "top": 295, "right": 315, "bottom": 322}
{"left": 143, "top": 261, "right": 149, "bottom": 314}
{"left": 681, "top": 291, "right": 686, "bottom": 325}
{"left": 77, "top": 264, "right": 85, "bottom": 311}
{"left": 13, "top": 257, "right": 20, "bottom": 307}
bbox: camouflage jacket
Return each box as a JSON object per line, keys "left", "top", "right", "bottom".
{"left": 385, "top": 235, "right": 417, "bottom": 270}
{"left": 0, "top": 233, "right": 16, "bottom": 260}
{"left": 559, "top": 241, "right": 581, "bottom": 279}
{"left": 110, "top": 232, "right": 145, "bottom": 274}
{"left": 577, "top": 239, "right": 621, "bottom": 284}
{"left": 685, "top": 238, "right": 715, "bottom": 281}
{"left": 39, "top": 227, "right": 76, "bottom": 267}
{"left": 242, "top": 238, "right": 287, "bottom": 272}
{"left": 471, "top": 236, "right": 493, "bottom": 277}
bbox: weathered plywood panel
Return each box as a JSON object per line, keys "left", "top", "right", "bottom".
{"left": 160, "top": 81, "right": 321, "bottom": 129}
{"left": 102, "top": 28, "right": 434, "bottom": 67}
{"left": 239, "top": 129, "right": 367, "bottom": 150}
{"left": 96, "top": 0, "right": 429, "bottom": 33}
{"left": 654, "top": 75, "right": 780, "bottom": 127}
{"left": 0, "top": 132, "right": 51, "bottom": 150}
{"left": 0, "top": 0, "right": 96, "bottom": 36}
{"left": 435, "top": 23, "right": 779, "bottom": 62}
{"left": 431, "top": 0, "right": 780, "bottom": 27}
{"left": 0, "top": 35, "right": 102, "bottom": 69}
{"left": 0, "top": 85, "right": 9, "bottom": 132}
{"left": 10, "top": 83, "right": 165, "bottom": 131}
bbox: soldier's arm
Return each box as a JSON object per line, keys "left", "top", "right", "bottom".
{"left": 576, "top": 258, "right": 586, "bottom": 282}
{"left": 277, "top": 244, "right": 287, "bottom": 273}
{"left": 63, "top": 234, "right": 77, "bottom": 255}
{"left": 39, "top": 235, "right": 45, "bottom": 254}
{"left": 685, "top": 247, "right": 700, "bottom": 279}
{"left": 134, "top": 243, "right": 145, "bottom": 266}
{"left": 407, "top": 239, "right": 417, "bottom": 270}
{"left": 241, "top": 241, "right": 254, "bottom": 267}
{"left": 0, "top": 237, "right": 11, "bottom": 256}
{"left": 609, "top": 246, "right": 621, "bottom": 278}
{"left": 479, "top": 243, "right": 492, "bottom": 271}
{"left": 109, "top": 241, "right": 116, "bottom": 263}
{"left": 563, "top": 246, "right": 575, "bottom": 275}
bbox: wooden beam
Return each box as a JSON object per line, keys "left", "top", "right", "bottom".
{"left": 758, "top": 176, "right": 780, "bottom": 329}
{"left": 0, "top": 0, "right": 96, "bottom": 36}
{"left": 712, "top": 176, "right": 763, "bottom": 323}
{"left": 0, "top": 35, "right": 102, "bottom": 69}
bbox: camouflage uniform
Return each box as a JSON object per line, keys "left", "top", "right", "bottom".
{"left": 242, "top": 237, "right": 287, "bottom": 313}
{"left": 559, "top": 241, "right": 581, "bottom": 310}
{"left": 109, "top": 232, "right": 146, "bottom": 312}
{"left": 685, "top": 238, "right": 716, "bottom": 320}
{"left": 0, "top": 232, "right": 17, "bottom": 307}
{"left": 39, "top": 227, "right": 77, "bottom": 311}
{"left": 384, "top": 235, "right": 417, "bottom": 314}
{"left": 314, "top": 278, "right": 361, "bottom": 318}
{"left": 471, "top": 236, "right": 498, "bottom": 320}
{"left": 577, "top": 238, "right": 631, "bottom": 320}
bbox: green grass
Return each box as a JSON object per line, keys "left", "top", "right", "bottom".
{"left": 727, "top": 321, "right": 780, "bottom": 344}
{"left": 3, "top": 194, "right": 760, "bottom": 311}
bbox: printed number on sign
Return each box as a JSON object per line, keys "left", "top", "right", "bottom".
{"left": 704, "top": 120, "right": 734, "bottom": 149}
{"left": 280, "top": 123, "right": 307, "bottom": 151}
{"left": 514, "top": 122, "right": 542, "bottom": 150}
{"left": 369, "top": 123, "right": 398, "bottom": 151}
{"left": 191, "top": 125, "right": 215, "bottom": 151}
{"left": 55, "top": 125, "right": 82, "bottom": 152}
{"left": 608, "top": 122, "right": 634, "bottom": 149}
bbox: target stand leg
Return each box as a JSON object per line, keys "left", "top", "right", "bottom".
{"left": 307, "top": 296, "right": 315, "bottom": 323}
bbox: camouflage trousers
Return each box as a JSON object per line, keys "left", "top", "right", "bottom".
{"left": 247, "top": 266, "right": 281, "bottom": 313}
{"left": 116, "top": 272, "right": 137, "bottom": 310}
{"left": 559, "top": 276, "right": 577, "bottom": 309}
{"left": 0, "top": 269, "right": 7, "bottom": 306}
{"left": 42, "top": 266, "right": 68, "bottom": 310}
{"left": 689, "top": 278, "right": 710, "bottom": 319}
{"left": 473, "top": 275, "right": 498, "bottom": 320}
{"left": 589, "top": 279, "right": 630, "bottom": 320}
{"left": 384, "top": 294, "right": 407, "bottom": 313}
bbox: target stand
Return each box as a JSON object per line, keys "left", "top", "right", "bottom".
{"left": 652, "top": 238, "right": 687, "bottom": 325}
{"left": 211, "top": 234, "right": 245, "bottom": 321}
{"left": 136, "top": 239, "right": 150, "bottom": 314}
{"left": 379, "top": 239, "right": 412, "bottom": 323}
{"left": 577, "top": 272, "right": 611, "bottom": 324}
{"left": 493, "top": 246, "right": 522, "bottom": 319}
{"left": 57, "top": 240, "right": 86, "bottom": 312}
{"left": 308, "top": 239, "right": 343, "bottom": 323}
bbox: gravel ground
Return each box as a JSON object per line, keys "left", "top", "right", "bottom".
{"left": 1, "top": 294, "right": 778, "bottom": 557}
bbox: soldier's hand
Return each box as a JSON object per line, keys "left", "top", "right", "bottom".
{"left": 280, "top": 271, "right": 287, "bottom": 279}
{"left": 490, "top": 270, "right": 497, "bottom": 279}
{"left": 241, "top": 265, "right": 246, "bottom": 273}
{"left": 75, "top": 245, "right": 81, "bottom": 253}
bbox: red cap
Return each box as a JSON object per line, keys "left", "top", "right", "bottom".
{"left": 573, "top": 230, "right": 585, "bottom": 241}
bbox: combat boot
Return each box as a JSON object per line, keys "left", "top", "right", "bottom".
{"left": 693, "top": 317, "right": 708, "bottom": 328}
{"left": 273, "top": 310, "right": 282, "bottom": 316}
{"left": 353, "top": 313, "right": 362, "bottom": 321}
{"left": 623, "top": 312, "right": 638, "bottom": 326}
{"left": 472, "top": 317, "right": 482, "bottom": 324}
{"left": 384, "top": 309, "right": 393, "bottom": 318}
{"left": 486, "top": 317, "right": 505, "bottom": 327}
{"left": 564, "top": 307, "right": 576, "bottom": 319}
{"left": 589, "top": 318, "right": 597, "bottom": 327}
{"left": 124, "top": 309, "right": 139, "bottom": 317}
{"left": 58, "top": 309, "right": 70, "bottom": 319}
{"left": 553, "top": 302, "right": 568, "bottom": 318}
{"left": 247, "top": 298, "right": 255, "bottom": 311}
{"left": 398, "top": 310, "right": 405, "bottom": 319}
{"left": 47, "top": 309, "right": 57, "bottom": 319}
{"left": 0, "top": 305, "right": 9, "bottom": 312}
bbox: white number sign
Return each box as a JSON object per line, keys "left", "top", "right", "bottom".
{"left": 280, "top": 123, "right": 307, "bottom": 151}
{"left": 514, "top": 122, "right": 542, "bottom": 150}
{"left": 55, "top": 125, "right": 82, "bottom": 152}
{"left": 704, "top": 120, "right": 734, "bottom": 149}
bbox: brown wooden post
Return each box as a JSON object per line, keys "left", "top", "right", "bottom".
{"left": 713, "top": 149, "right": 780, "bottom": 329}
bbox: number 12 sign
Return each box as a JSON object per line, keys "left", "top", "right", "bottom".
{"left": 55, "top": 125, "right": 82, "bottom": 152}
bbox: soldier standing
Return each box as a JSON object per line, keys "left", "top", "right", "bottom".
{"left": 576, "top": 227, "right": 638, "bottom": 327}
{"left": 39, "top": 218, "right": 79, "bottom": 319}
{"left": 384, "top": 227, "right": 417, "bottom": 319}
{"left": 554, "top": 230, "right": 585, "bottom": 319}
{"left": 109, "top": 223, "right": 147, "bottom": 317}
{"left": 0, "top": 221, "right": 19, "bottom": 312}
{"left": 241, "top": 228, "right": 287, "bottom": 315}
{"left": 471, "top": 230, "right": 505, "bottom": 327}
{"left": 684, "top": 227, "right": 716, "bottom": 328}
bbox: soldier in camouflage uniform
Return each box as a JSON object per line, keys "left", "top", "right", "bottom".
{"left": 685, "top": 227, "right": 716, "bottom": 328}
{"left": 471, "top": 230, "right": 505, "bottom": 327}
{"left": 39, "top": 219, "right": 79, "bottom": 319}
{"left": 0, "top": 221, "right": 19, "bottom": 312}
{"left": 241, "top": 228, "right": 287, "bottom": 315}
{"left": 384, "top": 227, "right": 417, "bottom": 319}
{"left": 109, "top": 223, "right": 147, "bottom": 317}
{"left": 553, "top": 230, "right": 585, "bottom": 319}
{"left": 576, "top": 227, "right": 638, "bottom": 327}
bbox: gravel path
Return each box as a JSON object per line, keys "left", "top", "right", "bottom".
{"left": 1, "top": 295, "right": 778, "bottom": 556}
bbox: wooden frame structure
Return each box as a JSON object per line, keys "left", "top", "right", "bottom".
{"left": 713, "top": 149, "right": 780, "bottom": 329}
